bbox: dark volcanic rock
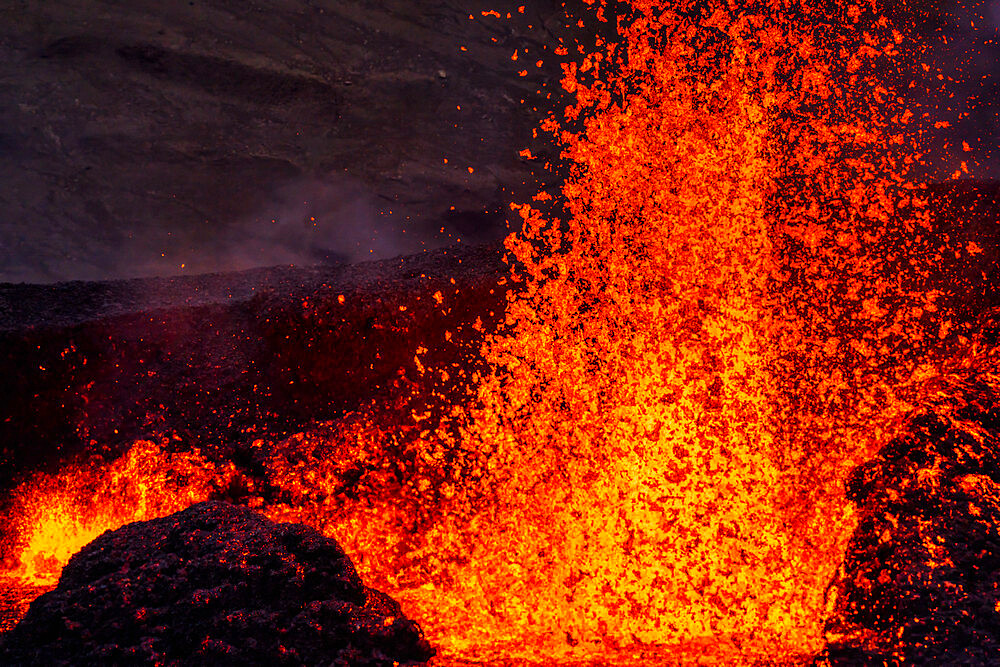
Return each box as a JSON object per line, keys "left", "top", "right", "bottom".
{"left": 818, "top": 361, "right": 1000, "bottom": 665}
{"left": 0, "top": 241, "right": 507, "bottom": 496}
{"left": 0, "top": 501, "right": 434, "bottom": 666}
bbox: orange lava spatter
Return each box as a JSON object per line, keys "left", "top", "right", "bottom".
{"left": 1, "top": 0, "right": 972, "bottom": 663}
{"left": 4, "top": 440, "right": 238, "bottom": 586}
{"left": 416, "top": 0, "right": 943, "bottom": 651}
{"left": 402, "top": 0, "right": 955, "bottom": 657}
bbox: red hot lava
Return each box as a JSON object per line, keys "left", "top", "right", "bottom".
{"left": 1, "top": 0, "right": 988, "bottom": 663}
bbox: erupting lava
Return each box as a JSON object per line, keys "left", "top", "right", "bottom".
{"left": 2, "top": 0, "right": 979, "bottom": 662}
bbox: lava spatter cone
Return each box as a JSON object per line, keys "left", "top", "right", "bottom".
{"left": 0, "top": 500, "right": 434, "bottom": 666}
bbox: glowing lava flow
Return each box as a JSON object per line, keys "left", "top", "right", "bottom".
{"left": 4, "top": 441, "right": 237, "bottom": 587}
{"left": 0, "top": 0, "right": 973, "bottom": 662}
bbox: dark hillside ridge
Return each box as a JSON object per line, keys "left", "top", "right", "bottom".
{"left": 0, "top": 241, "right": 507, "bottom": 495}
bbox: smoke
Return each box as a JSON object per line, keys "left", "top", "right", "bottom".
{"left": 204, "top": 176, "right": 423, "bottom": 274}
{"left": 0, "top": 174, "right": 438, "bottom": 286}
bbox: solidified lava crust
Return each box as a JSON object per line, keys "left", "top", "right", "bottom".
{"left": 819, "top": 326, "right": 1000, "bottom": 665}
{"left": 0, "top": 501, "right": 434, "bottom": 666}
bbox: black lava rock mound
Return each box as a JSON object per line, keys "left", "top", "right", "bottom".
{"left": 818, "top": 368, "right": 1000, "bottom": 665}
{"left": 0, "top": 501, "right": 434, "bottom": 666}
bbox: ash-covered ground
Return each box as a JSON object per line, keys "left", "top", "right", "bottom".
{"left": 0, "top": 0, "right": 996, "bottom": 284}
{"left": 0, "top": 240, "right": 507, "bottom": 497}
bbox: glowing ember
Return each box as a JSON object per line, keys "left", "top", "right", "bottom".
{"left": 0, "top": 0, "right": 978, "bottom": 662}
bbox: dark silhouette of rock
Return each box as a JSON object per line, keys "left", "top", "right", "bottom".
{"left": 817, "top": 361, "right": 1000, "bottom": 665}
{"left": 0, "top": 501, "right": 434, "bottom": 666}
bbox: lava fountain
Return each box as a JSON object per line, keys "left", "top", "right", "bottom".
{"left": 409, "top": 0, "right": 953, "bottom": 655}
{"left": 1, "top": 0, "right": 977, "bottom": 663}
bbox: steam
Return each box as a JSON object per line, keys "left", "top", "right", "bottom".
{"left": 207, "top": 176, "right": 423, "bottom": 273}
{"left": 0, "top": 175, "right": 433, "bottom": 285}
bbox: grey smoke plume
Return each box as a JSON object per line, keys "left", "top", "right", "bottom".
{"left": 207, "top": 176, "right": 421, "bottom": 273}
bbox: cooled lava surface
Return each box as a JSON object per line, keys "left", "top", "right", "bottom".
{"left": 0, "top": 501, "right": 434, "bottom": 666}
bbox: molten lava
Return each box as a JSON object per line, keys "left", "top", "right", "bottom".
{"left": 6, "top": 441, "right": 238, "bottom": 586}
{"left": 1, "top": 0, "right": 981, "bottom": 663}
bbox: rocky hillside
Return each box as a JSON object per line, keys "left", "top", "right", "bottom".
{"left": 0, "top": 0, "right": 588, "bottom": 283}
